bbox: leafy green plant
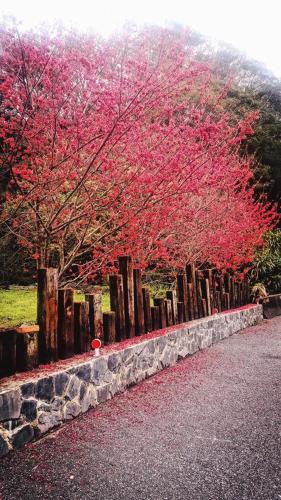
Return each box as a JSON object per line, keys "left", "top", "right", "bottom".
{"left": 251, "top": 283, "right": 268, "bottom": 303}
{"left": 251, "top": 230, "right": 281, "bottom": 294}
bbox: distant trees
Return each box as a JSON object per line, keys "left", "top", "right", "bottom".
{"left": 188, "top": 31, "right": 281, "bottom": 209}
{"left": 0, "top": 23, "right": 277, "bottom": 285}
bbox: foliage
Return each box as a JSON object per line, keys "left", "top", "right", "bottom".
{"left": 251, "top": 282, "right": 268, "bottom": 303}
{"left": 0, "top": 22, "right": 277, "bottom": 286}
{"left": 185, "top": 29, "right": 281, "bottom": 210}
{"left": 251, "top": 230, "right": 281, "bottom": 293}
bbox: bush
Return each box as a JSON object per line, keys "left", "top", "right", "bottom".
{"left": 251, "top": 230, "right": 281, "bottom": 294}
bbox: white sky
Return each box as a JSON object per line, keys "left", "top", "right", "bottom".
{"left": 1, "top": 0, "right": 281, "bottom": 77}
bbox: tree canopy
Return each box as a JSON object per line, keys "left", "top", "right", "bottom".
{"left": 0, "top": 23, "right": 278, "bottom": 286}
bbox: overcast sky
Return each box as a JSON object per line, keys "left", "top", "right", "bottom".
{"left": 1, "top": 0, "right": 281, "bottom": 77}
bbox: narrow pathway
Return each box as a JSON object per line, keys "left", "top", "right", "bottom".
{"left": 0, "top": 317, "right": 280, "bottom": 500}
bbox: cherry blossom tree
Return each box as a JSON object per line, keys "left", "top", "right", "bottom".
{"left": 0, "top": 22, "right": 277, "bottom": 284}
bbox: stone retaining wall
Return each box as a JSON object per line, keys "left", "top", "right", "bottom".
{"left": 0, "top": 304, "right": 263, "bottom": 458}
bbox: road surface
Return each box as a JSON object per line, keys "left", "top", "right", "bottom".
{"left": 0, "top": 316, "right": 280, "bottom": 500}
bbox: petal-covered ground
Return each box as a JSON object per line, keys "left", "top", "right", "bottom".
{"left": 0, "top": 317, "right": 280, "bottom": 500}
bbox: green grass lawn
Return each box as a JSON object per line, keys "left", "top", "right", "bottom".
{"left": 0, "top": 286, "right": 111, "bottom": 328}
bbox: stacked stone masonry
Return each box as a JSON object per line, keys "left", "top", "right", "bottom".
{"left": 0, "top": 305, "right": 263, "bottom": 457}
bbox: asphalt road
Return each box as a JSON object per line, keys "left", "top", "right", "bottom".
{"left": 0, "top": 316, "right": 280, "bottom": 500}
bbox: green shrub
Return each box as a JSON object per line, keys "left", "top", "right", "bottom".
{"left": 251, "top": 230, "right": 281, "bottom": 294}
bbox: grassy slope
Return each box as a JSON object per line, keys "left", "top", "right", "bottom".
{"left": 0, "top": 287, "right": 111, "bottom": 328}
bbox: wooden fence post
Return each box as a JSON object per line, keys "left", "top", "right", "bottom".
{"left": 177, "top": 272, "right": 188, "bottom": 321}
{"left": 186, "top": 283, "right": 194, "bottom": 320}
{"left": 142, "top": 288, "right": 152, "bottom": 333}
{"left": 74, "top": 301, "right": 90, "bottom": 353}
{"left": 0, "top": 331, "right": 17, "bottom": 377}
{"left": 204, "top": 269, "right": 213, "bottom": 312}
{"left": 58, "top": 288, "right": 74, "bottom": 359}
{"left": 134, "top": 269, "right": 145, "bottom": 336}
{"left": 151, "top": 306, "right": 160, "bottom": 330}
{"left": 224, "top": 273, "right": 231, "bottom": 295}
{"left": 201, "top": 278, "right": 211, "bottom": 316}
{"left": 196, "top": 271, "right": 203, "bottom": 318}
{"left": 239, "top": 282, "right": 243, "bottom": 307}
{"left": 186, "top": 263, "right": 198, "bottom": 319}
{"left": 16, "top": 326, "right": 39, "bottom": 371}
{"left": 202, "top": 298, "right": 207, "bottom": 317}
{"left": 109, "top": 274, "right": 126, "bottom": 341}
{"left": 177, "top": 302, "right": 184, "bottom": 323}
{"left": 165, "top": 299, "right": 173, "bottom": 326}
{"left": 118, "top": 256, "right": 135, "bottom": 338}
{"left": 103, "top": 312, "right": 116, "bottom": 344}
{"left": 226, "top": 292, "right": 231, "bottom": 309}
{"left": 37, "top": 267, "right": 58, "bottom": 363}
{"left": 228, "top": 276, "right": 232, "bottom": 307}
{"left": 215, "top": 291, "right": 222, "bottom": 313}
{"left": 166, "top": 290, "right": 178, "bottom": 325}
{"left": 86, "top": 291, "right": 103, "bottom": 341}
{"left": 216, "top": 275, "right": 224, "bottom": 312}
{"left": 243, "top": 278, "right": 250, "bottom": 305}
{"left": 154, "top": 298, "right": 166, "bottom": 329}
{"left": 233, "top": 281, "right": 237, "bottom": 307}
{"left": 246, "top": 281, "right": 249, "bottom": 304}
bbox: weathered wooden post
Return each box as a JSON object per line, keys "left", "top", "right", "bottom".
{"left": 202, "top": 298, "right": 207, "bottom": 317}
{"left": 226, "top": 292, "right": 231, "bottom": 309}
{"left": 16, "top": 325, "right": 39, "bottom": 371}
{"left": 186, "top": 283, "right": 194, "bottom": 320}
{"left": 74, "top": 301, "right": 90, "bottom": 353}
{"left": 0, "top": 330, "right": 17, "bottom": 377}
{"left": 154, "top": 298, "right": 166, "bottom": 329}
{"left": 222, "top": 292, "right": 227, "bottom": 311}
{"left": 186, "top": 263, "right": 198, "bottom": 319}
{"left": 215, "top": 291, "right": 222, "bottom": 313}
{"left": 37, "top": 267, "right": 58, "bottom": 363}
{"left": 177, "top": 272, "right": 188, "bottom": 321}
{"left": 86, "top": 291, "right": 103, "bottom": 341}
{"left": 177, "top": 302, "right": 184, "bottom": 324}
{"left": 239, "top": 282, "right": 243, "bottom": 307}
{"left": 243, "top": 278, "right": 250, "bottom": 305}
{"left": 219, "top": 275, "right": 224, "bottom": 294}
{"left": 201, "top": 278, "right": 211, "bottom": 316}
{"left": 134, "top": 269, "right": 145, "bottom": 336}
{"left": 235, "top": 279, "right": 238, "bottom": 308}
{"left": 58, "top": 288, "right": 74, "bottom": 359}
{"left": 196, "top": 270, "right": 203, "bottom": 318}
{"left": 118, "top": 256, "right": 135, "bottom": 338}
{"left": 166, "top": 290, "right": 178, "bottom": 324}
{"left": 245, "top": 276, "right": 251, "bottom": 304}
{"left": 216, "top": 275, "right": 224, "bottom": 312}
{"left": 103, "top": 312, "right": 116, "bottom": 344}
{"left": 204, "top": 269, "right": 213, "bottom": 312}
{"left": 142, "top": 288, "right": 152, "bottom": 333}
{"left": 241, "top": 281, "right": 245, "bottom": 305}
{"left": 151, "top": 305, "right": 160, "bottom": 330}
{"left": 230, "top": 276, "right": 235, "bottom": 308}
{"left": 165, "top": 299, "right": 173, "bottom": 326}
{"left": 224, "top": 273, "right": 231, "bottom": 295}
{"left": 109, "top": 274, "right": 126, "bottom": 341}
{"left": 233, "top": 281, "right": 237, "bottom": 307}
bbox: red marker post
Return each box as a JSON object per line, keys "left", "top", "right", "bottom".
{"left": 91, "top": 338, "right": 102, "bottom": 357}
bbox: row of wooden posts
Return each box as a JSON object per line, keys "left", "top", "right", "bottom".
{"left": 0, "top": 256, "right": 251, "bottom": 377}
{"left": 38, "top": 256, "right": 250, "bottom": 363}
